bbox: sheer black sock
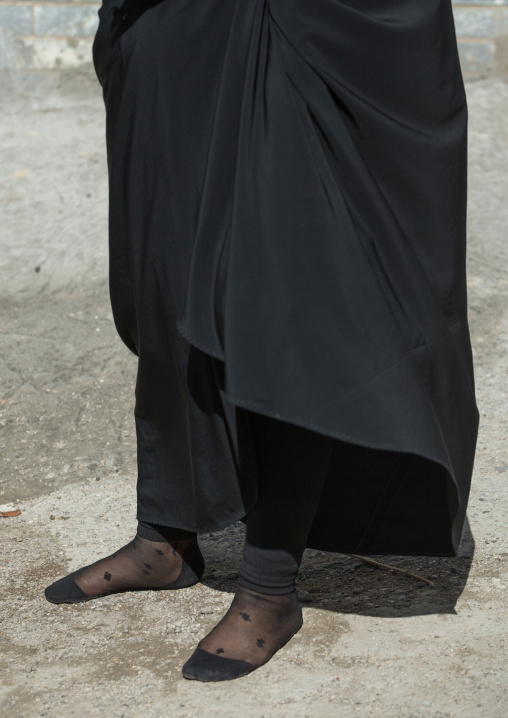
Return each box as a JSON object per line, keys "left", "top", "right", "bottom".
{"left": 45, "top": 523, "right": 204, "bottom": 604}
{"left": 183, "top": 586, "right": 302, "bottom": 681}
{"left": 72, "top": 533, "right": 197, "bottom": 596}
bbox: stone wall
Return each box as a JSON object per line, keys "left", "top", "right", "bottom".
{"left": 0, "top": 1, "right": 507, "bottom": 78}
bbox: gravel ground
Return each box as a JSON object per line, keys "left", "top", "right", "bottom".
{"left": 0, "top": 70, "right": 507, "bottom": 718}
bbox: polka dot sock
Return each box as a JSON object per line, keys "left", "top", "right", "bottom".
{"left": 45, "top": 532, "right": 204, "bottom": 603}
{"left": 182, "top": 586, "right": 302, "bottom": 681}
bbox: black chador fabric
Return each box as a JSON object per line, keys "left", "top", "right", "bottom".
{"left": 93, "top": 0, "right": 478, "bottom": 556}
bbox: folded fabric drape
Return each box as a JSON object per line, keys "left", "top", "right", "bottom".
{"left": 93, "top": 0, "right": 478, "bottom": 556}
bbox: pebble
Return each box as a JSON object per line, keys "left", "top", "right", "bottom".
{"left": 200, "top": 607, "right": 213, "bottom": 615}
{"left": 298, "top": 590, "right": 312, "bottom": 603}
{"left": 24, "top": 665, "right": 33, "bottom": 673}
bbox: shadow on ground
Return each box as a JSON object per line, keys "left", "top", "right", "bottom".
{"left": 198, "top": 515, "right": 475, "bottom": 619}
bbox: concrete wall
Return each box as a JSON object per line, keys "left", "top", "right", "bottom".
{"left": 0, "top": 1, "right": 507, "bottom": 78}
{"left": 0, "top": 2, "right": 100, "bottom": 71}
{"left": 454, "top": 0, "right": 508, "bottom": 78}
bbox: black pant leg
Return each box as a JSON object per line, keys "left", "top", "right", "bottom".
{"left": 238, "top": 411, "right": 333, "bottom": 595}
{"left": 136, "top": 521, "right": 196, "bottom": 542}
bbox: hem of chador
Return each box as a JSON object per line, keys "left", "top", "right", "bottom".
{"left": 221, "top": 394, "right": 464, "bottom": 559}
{"left": 175, "top": 314, "right": 473, "bottom": 460}
{"left": 135, "top": 511, "right": 248, "bottom": 538}
{"left": 163, "top": 318, "right": 472, "bottom": 556}
{"left": 135, "top": 511, "right": 460, "bottom": 558}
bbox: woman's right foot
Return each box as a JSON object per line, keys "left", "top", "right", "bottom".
{"left": 44, "top": 534, "right": 204, "bottom": 604}
{"left": 182, "top": 586, "right": 303, "bottom": 681}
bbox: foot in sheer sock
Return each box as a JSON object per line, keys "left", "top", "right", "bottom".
{"left": 182, "top": 586, "right": 302, "bottom": 681}
{"left": 45, "top": 533, "right": 204, "bottom": 603}
{"left": 72, "top": 534, "right": 196, "bottom": 597}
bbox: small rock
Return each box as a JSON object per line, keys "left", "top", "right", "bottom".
{"left": 200, "top": 607, "right": 213, "bottom": 615}
{"left": 24, "top": 665, "right": 33, "bottom": 673}
{"left": 422, "top": 700, "right": 431, "bottom": 707}
{"left": 34, "top": 265, "right": 41, "bottom": 273}
{"left": 298, "top": 590, "right": 312, "bottom": 603}
{"left": 49, "top": 515, "right": 56, "bottom": 521}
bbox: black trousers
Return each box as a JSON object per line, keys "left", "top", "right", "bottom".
{"left": 138, "top": 411, "right": 333, "bottom": 594}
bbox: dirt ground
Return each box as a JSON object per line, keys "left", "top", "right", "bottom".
{"left": 0, "top": 69, "right": 507, "bottom": 718}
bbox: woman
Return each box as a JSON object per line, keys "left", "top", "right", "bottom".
{"left": 45, "top": 0, "right": 478, "bottom": 682}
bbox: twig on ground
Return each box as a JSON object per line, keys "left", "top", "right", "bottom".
{"left": 345, "top": 554, "right": 435, "bottom": 587}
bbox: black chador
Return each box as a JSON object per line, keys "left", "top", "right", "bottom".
{"left": 92, "top": 0, "right": 478, "bottom": 556}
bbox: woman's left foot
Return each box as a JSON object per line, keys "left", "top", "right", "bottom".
{"left": 182, "top": 586, "right": 302, "bottom": 681}
{"left": 44, "top": 535, "right": 203, "bottom": 604}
